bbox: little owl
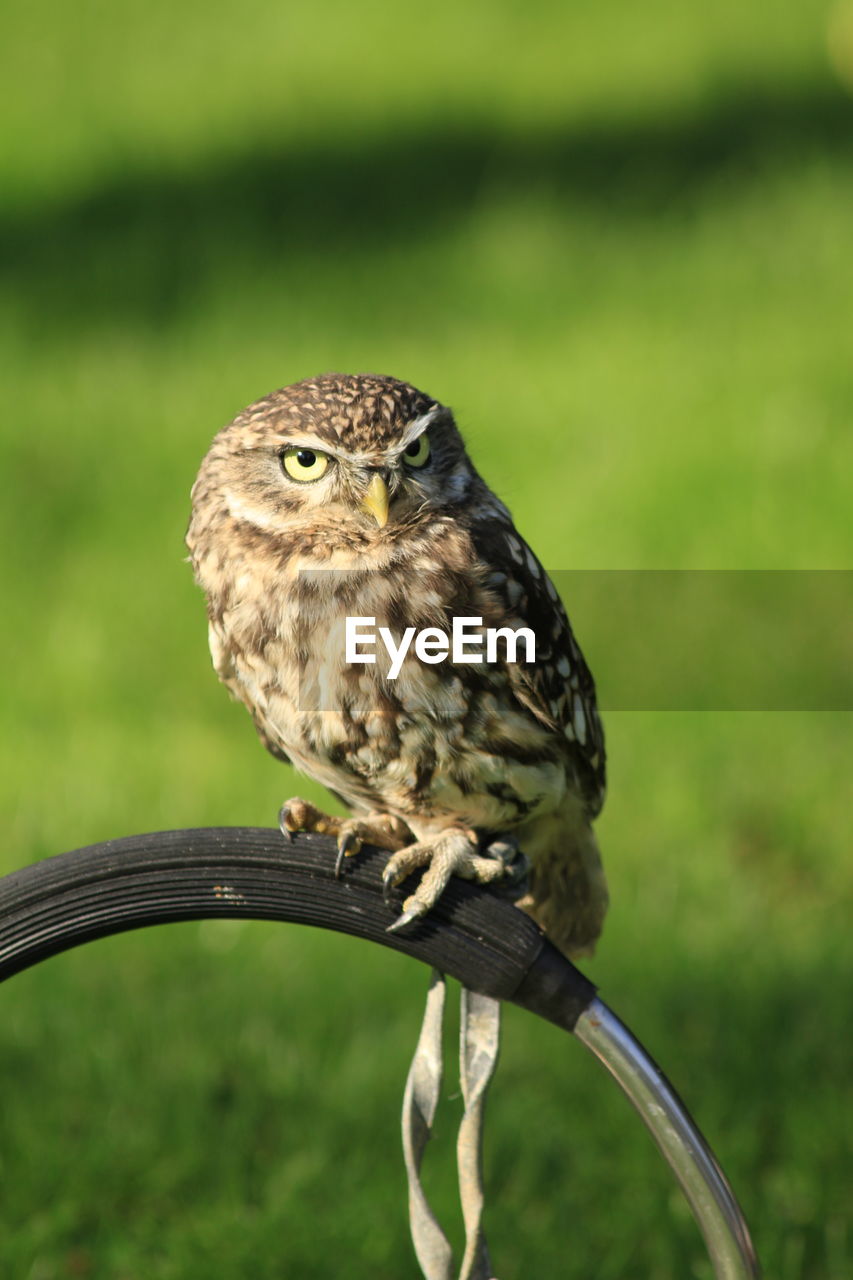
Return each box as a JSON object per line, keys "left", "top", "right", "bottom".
{"left": 186, "top": 373, "right": 607, "bottom": 957}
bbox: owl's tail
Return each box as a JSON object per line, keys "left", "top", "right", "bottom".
{"left": 514, "top": 798, "right": 609, "bottom": 960}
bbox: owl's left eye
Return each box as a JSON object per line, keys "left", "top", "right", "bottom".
{"left": 402, "top": 434, "right": 431, "bottom": 468}
{"left": 281, "top": 447, "right": 330, "bottom": 482}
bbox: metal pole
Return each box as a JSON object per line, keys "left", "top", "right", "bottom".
{"left": 574, "top": 998, "right": 761, "bottom": 1280}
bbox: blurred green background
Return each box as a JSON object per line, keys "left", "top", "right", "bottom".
{"left": 1, "top": 1, "right": 851, "bottom": 1275}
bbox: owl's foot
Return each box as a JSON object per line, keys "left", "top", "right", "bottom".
{"left": 479, "top": 834, "right": 531, "bottom": 896}
{"left": 384, "top": 828, "right": 515, "bottom": 934}
{"left": 278, "top": 798, "right": 412, "bottom": 877}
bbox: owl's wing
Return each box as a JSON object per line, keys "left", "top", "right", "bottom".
{"left": 208, "top": 622, "right": 293, "bottom": 766}
{"left": 469, "top": 517, "right": 606, "bottom": 817}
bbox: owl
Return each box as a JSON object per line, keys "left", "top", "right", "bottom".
{"left": 186, "top": 373, "right": 607, "bottom": 957}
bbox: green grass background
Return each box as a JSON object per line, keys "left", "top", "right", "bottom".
{"left": 1, "top": 1, "right": 851, "bottom": 1275}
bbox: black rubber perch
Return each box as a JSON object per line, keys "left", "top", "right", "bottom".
{"left": 0, "top": 827, "right": 762, "bottom": 1277}
{"left": 0, "top": 827, "right": 596, "bottom": 1031}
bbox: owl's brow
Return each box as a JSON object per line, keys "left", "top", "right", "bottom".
{"left": 248, "top": 405, "right": 447, "bottom": 464}
{"left": 391, "top": 406, "right": 446, "bottom": 455}
{"left": 269, "top": 437, "right": 377, "bottom": 467}
{"left": 257, "top": 432, "right": 343, "bottom": 458}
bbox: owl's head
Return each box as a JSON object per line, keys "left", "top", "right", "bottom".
{"left": 188, "top": 374, "right": 478, "bottom": 565}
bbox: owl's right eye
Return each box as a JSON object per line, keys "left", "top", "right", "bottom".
{"left": 281, "top": 447, "right": 330, "bottom": 482}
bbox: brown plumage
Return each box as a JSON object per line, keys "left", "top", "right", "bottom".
{"left": 186, "top": 373, "right": 607, "bottom": 957}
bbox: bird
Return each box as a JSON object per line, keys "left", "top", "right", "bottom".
{"left": 186, "top": 372, "right": 608, "bottom": 957}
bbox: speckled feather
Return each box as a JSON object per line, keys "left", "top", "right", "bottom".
{"left": 187, "top": 373, "right": 608, "bottom": 955}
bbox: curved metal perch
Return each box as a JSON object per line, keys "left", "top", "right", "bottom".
{"left": 0, "top": 827, "right": 760, "bottom": 1278}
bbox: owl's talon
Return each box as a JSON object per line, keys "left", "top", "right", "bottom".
{"left": 382, "top": 864, "right": 401, "bottom": 906}
{"left": 386, "top": 905, "right": 424, "bottom": 935}
{"left": 278, "top": 804, "right": 298, "bottom": 841}
{"left": 482, "top": 836, "right": 517, "bottom": 867}
{"left": 482, "top": 835, "right": 530, "bottom": 889}
{"left": 335, "top": 831, "right": 362, "bottom": 878}
{"left": 505, "top": 848, "right": 530, "bottom": 884}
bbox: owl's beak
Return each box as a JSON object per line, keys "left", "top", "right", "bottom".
{"left": 360, "top": 473, "right": 390, "bottom": 528}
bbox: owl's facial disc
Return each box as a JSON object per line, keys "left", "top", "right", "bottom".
{"left": 258, "top": 405, "right": 461, "bottom": 539}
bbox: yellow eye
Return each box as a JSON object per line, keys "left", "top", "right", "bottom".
{"left": 402, "top": 434, "right": 431, "bottom": 468}
{"left": 282, "top": 447, "right": 330, "bottom": 482}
